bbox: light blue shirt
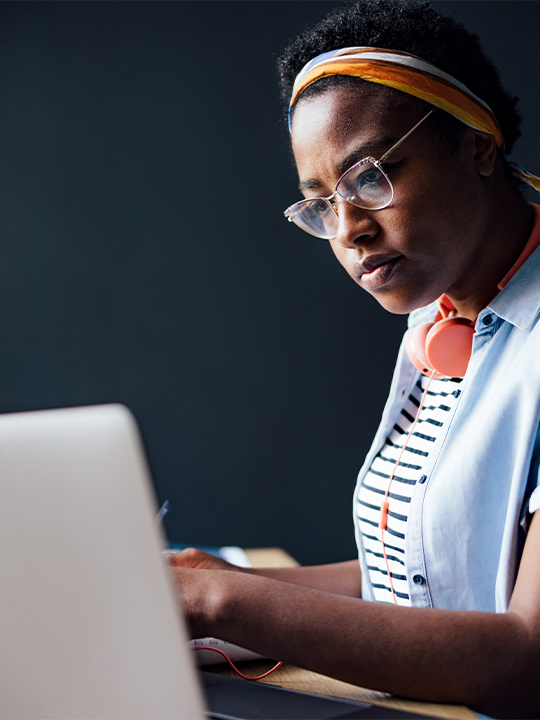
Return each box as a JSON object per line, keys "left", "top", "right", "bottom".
{"left": 354, "top": 242, "right": 540, "bottom": 612}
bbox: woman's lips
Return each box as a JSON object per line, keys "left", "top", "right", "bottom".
{"left": 353, "top": 254, "right": 403, "bottom": 290}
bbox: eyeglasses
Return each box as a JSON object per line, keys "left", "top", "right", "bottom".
{"left": 284, "top": 108, "right": 436, "bottom": 239}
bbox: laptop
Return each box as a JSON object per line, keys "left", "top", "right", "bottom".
{"left": 0, "top": 404, "right": 436, "bottom": 719}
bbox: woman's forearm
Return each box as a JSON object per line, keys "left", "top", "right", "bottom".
{"left": 246, "top": 559, "right": 362, "bottom": 597}
{"left": 189, "top": 571, "right": 535, "bottom": 718}
{"left": 168, "top": 549, "right": 362, "bottom": 597}
{"left": 172, "top": 517, "right": 540, "bottom": 718}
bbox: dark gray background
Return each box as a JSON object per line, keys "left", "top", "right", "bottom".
{"left": 0, "top": 1, "right": 539, "bottom": 565}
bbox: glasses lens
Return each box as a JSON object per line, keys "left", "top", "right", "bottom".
{"left": 285, "top": 198, "right": 338, "bottom": 239}
{"left": 337, "top": 160, "right": 393, "bottom": 210}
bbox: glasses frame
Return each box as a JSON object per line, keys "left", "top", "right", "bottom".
{"left": 284, "top": 108, "right": 436, "bottom": 239}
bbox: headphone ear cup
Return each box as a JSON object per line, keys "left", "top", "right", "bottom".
{"left": 425, "top": 318, "right": 474, "bottom": 378}
{"left": 405, "top": 323, "right": 443, "bottom": 377}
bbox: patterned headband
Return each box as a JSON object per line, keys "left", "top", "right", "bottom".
{"left": 288, "top": 46, "right": 540, "bottom": 192}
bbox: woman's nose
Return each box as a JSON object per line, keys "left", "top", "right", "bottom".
{"left": 333, "top": 198, "right": 378, "bottom": 249}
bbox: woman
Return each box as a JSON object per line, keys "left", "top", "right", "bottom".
{"left": 169, "top": 1, "right": 540, "bottom": 715}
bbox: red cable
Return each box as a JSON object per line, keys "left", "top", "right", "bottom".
{"left": 380, "top": 370, "right": 436, "bottom": 604}
{"left": 192, "top": 646, "right": 282, "bottom": 680}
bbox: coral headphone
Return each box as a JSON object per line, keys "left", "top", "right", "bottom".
{"left": 405, "top": 295, "right": 475, "bottom": 379}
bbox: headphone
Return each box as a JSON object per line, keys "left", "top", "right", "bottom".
{"left": 405, "top": 295, "right": 475, "bottom": 379}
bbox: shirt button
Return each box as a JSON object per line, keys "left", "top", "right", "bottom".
{"left": 413, "top": 574, "right": 425, "bottom": 585}
{"left": 482, "top": 314, "right": 493, "bottom": 326}
{"left": 418, "top": 474, "right": 427, "bottom": 484}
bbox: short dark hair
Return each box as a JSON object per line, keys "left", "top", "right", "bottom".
{"left": 277, "top": 0, "right": 521, "bottom": 153}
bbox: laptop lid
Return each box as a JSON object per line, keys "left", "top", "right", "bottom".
{"left": 0, "top": 403, "right": 206, "bottom": 719}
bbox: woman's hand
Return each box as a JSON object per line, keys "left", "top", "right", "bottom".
{"left": 165, "top": 551, "right": 251, "bottom": 638}
{"left": 167, "top": 565, "right": 222, "bottom": 638}
{"left": 165, "top": 547, "right": 247, "bottom": 572}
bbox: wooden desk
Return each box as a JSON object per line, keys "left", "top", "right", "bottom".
{"left": 244, "top": 547, "right": 300, "bottom": 568}
{"left": 212, "top": 661, "right": 476, "bottom": 720}
{"left": 215, "top": 548, "right": 477, "bottom": 720}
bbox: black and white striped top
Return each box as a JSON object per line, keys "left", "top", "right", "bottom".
{"left": 356, "top": 374, "right": 462, "bottom": 605}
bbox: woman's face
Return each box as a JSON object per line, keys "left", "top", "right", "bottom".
{"left": 290, "top": 86, "right": 496, "bottom": 316}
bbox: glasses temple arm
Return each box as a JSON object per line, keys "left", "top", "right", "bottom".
{"left": 378, "top": 107, "right": 437, "bottom": 164}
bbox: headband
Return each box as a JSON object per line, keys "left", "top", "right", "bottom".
{"left": 288, "top": 46, "right": 540, "bottom": 192}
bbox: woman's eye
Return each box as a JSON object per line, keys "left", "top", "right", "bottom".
{"left": 354, "top": 168, "right": 384, "bottom": 188}
{"left": 310, "top": 199, "right": 330, "bottom": 215}
{"left": 359, "top": 170, "right": 380, "bottom": 185}
{"left": 353, "top": 160, "right": 402, "bottom": 189}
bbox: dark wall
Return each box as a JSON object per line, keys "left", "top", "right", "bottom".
{"left": 0, "top": 1, "right": 539, "bottom": 565}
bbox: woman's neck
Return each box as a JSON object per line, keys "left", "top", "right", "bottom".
{"left": 446, "top": 190, "right": 535, "bottom": 321}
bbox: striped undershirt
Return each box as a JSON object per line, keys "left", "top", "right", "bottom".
{"left": 356, "top": 374, "right": 462, "bottom": 605}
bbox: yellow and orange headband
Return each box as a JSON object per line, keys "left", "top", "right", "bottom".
{"left": 288, "top": 46, "right": 540, "bottom": 192}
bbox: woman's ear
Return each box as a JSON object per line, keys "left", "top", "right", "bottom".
{"left": 473, "top": 130, "right": 498, "bottom": 177}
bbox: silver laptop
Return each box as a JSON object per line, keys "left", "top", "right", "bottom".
{"left": 0, "top": 404, "right": 433, "bottom": 720}
{"left": 0, "top": 404, "right": 206, "bottom": 719}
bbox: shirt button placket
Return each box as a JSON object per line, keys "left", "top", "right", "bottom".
{"left": 409, "top": 472, "right": 430, "bottom": 604}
